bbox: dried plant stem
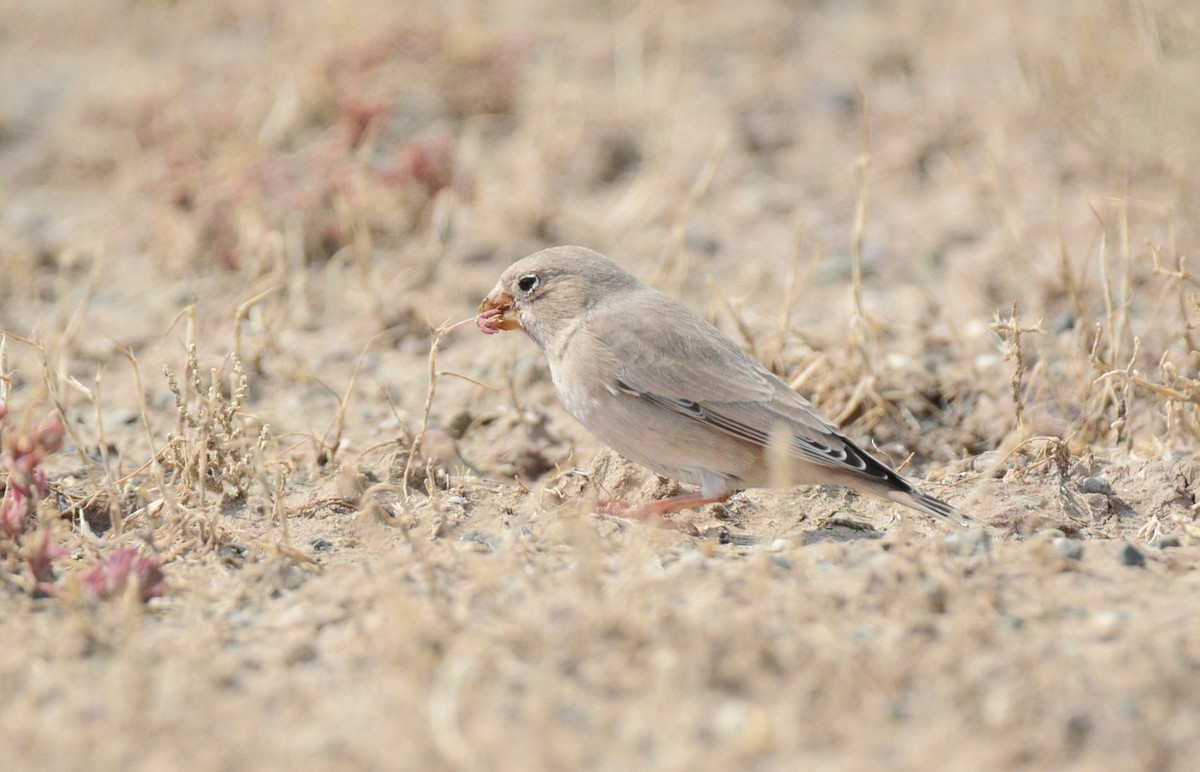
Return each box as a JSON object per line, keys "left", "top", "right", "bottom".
{"left": 990, "top": 303, "right": 1042, "bottom": 437}
{"left": 271, "top": 453, "right": 290, "bottom": 545}
{"left": 403, "top": 317, "right": 474, "bottom": 501}
{"left": 765, "top": 222, "right": 817, "bottom": 371}
{"left": 63, "top": 370, "right": 124, "bottom": 536}
{"left": 33, "top": 341, "right": 98, "bottom": 489}
{"left": 1097, "top": 338, "right": 1141, "bottom": 449}
{"left": 654, "top": 133, "right": 730, "bottom": 290}
{"left": 848, "top": 87, "right": 875, "bottom": 358}
{"left": 0, "top": 335, "right": 8, "bottom": 404}
{"left": 1091, "top": 202, "right": 1121, "bottom": 366}
{"left": 707, "top": 275, "right": 759, "bottom": 359}
{"left": 322, "top": 333, "right": 381, "bottom": 466}
{"left": 232, "top": 284, "right": 283, "bottom": 369}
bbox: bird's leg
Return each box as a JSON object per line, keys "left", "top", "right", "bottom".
{"left": 595, "top": 491, "right": 732, "bottom": 536}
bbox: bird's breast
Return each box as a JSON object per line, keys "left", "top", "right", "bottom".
{"left": 551, "top": 368, "right": 601, "bottom": 427}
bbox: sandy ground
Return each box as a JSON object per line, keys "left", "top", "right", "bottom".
{"left": 2, "top": 0, "right": 1200, "bottom": 769}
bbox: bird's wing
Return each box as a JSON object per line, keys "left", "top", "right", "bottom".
{"left": 590, "top": 299, "right": 905, "bottom": 485}
{"left": 588, "top": 295, "right": 776, "bottom": 404}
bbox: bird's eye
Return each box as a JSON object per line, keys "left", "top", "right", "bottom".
{"left": 517, "top": 274, "right": 540, "bottom": 293}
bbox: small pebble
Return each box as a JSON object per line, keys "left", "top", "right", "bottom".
{"left": 1052, "top": 310, "right": 1076, "bottom": 334}
{"left": 922, "top": 582, "right": 948, "bottom": 613}
{"left": 1091, "top": 611, "right": 1123, "bottom": 640}
{"left": 1081, "top": 477, "right": 1112, "bottom": 495}
{"left": 1118, "top": 543, "right": 1145, "bottom": 568}
{"left": 940, "top": 532, "right": 965, "bottom": 555}
{"left": 101, "top": 409, "right": 140, "bottom": 430}
{"left": 310, "top": 538, "right": 333, "bottom": 553}
{"left": 1154, "top": 535, "right": 1181, "bottom": 550}
{"left": 1036, "top": 528, "right": 1066, "bottom": 541}
{"left": 446, "top": 410, "right": 473, "bottom": 439}
{"left": 940, "top": 531, "right": 990, "bottom": 557}
{"left": 283, "top": 566, "right": 306, "bottom": 590}
{"left": 1002, "top": 614, "right": 1024, "bottom": 630}
{"left": 722, "top": 532, "right": 759, "bottom": 547}
{"left": 969, "top": 530, "right": 991, "bottom": 558}
{"left": 458, "top": 532, "right": 500, "bottom": 552}
{"left": 285, "top": 642, "right": 318, "bottom": 665}
{"left": 972, "top": 451, "right": 1009, "bottom": 477}
{"left": 1053, "top": 537, "right": 1084, "bottom": 561}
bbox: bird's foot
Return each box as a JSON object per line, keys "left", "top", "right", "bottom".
{"left": 594, "top": 491, "right": 732, "bottom": 537}
{"left": 595, "top": 500, "right": 701, "bottom": 536}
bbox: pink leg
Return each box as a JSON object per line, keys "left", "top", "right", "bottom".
{"left": 595, "top": 491, "right": 732, "bottom": 536}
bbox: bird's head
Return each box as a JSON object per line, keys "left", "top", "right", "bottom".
{"left": 476, "top": 246, "right": 641, "bottom": 351}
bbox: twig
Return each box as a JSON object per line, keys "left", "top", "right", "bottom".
{"left": 320, "top": 333, "right": 382, "bottom": 466}
{"left": 403, "top": 317, "right": 474, "bottom": 501}
{"left": 989, "top": 303, "right": 1043, "bottom": 436}
{"left": 115, "top": 341, "right": 182, "bottom": 533}
{"left": 848, "top": 85, "right": 875, "bottom": 357}
{"left": 653, "top": 133, "right": 730, "bottom": 290}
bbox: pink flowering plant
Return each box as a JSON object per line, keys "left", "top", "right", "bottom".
{"left": 80, "top": 547, "right": 166, "bottom": 603}
{"left": 0, "top": 404, "right": 164, "bottom": 601}
{"left": 0, "top": 404, "right": 68, "bottom": 595}
{"left": 0, "top": 404, "right": 63, "bottom": 536}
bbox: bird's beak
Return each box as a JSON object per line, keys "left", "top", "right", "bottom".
{"left": 476, "top": 285, "right": 520, "bottom": 335}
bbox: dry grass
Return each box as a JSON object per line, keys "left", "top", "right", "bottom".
{"left": 2, "top": 0, "right": 1200, "bottom": 769}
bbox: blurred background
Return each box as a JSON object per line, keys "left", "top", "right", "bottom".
{"left": 3, "top": 0, "right": 1199, "bottom": 452}
{"left": 2, "top": 0, "right": 1199, "bottom": 769}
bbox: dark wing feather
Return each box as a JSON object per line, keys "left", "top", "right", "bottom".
{"left": 588, "top": 301, "right": 909, "bottom": 487}
{"left": 585, "top": 293, "right": 972, "bottom": 522}
{"left": 613, "top": 380, "right": 910, "bottom": 490}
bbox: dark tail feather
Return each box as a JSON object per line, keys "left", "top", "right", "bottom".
{"left": 887, "top": 488, "right": 974, "bottom": 528}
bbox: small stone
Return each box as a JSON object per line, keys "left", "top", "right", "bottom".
{"left": 768, "top": 538, "right": 793, "bottom": 552}
{"left": 101, "top": 409, "right": 140, "bottom": 430}
{"left": 285, "top": 642, "right": 318, "bottom": 665}
{"left": 972, "top": 452, "right": 1009, "bottom": 477}
{"left": 721, "top": 532, "right": 759, "bottom": 547}
{"left": 1036, "top": 528, "right": 1066, "bottom": 541}
{"left": 310, "top": 538, "right": 334, "bottom": 553}
{"left": 1052, "top": 311, "right": 1076, "bottom": 334}
{"left": 458, "top": 532, "right": 500, "bottom": 552}
{"left": 1154, "top": 535, "right": 1182, "bottom": 549}
{"left": 771, "top": 554, "right": 792, "bottom": 570}
{"left": 1081, "top": 477, "right": 1112, "bottom": 495}
{"left": 1053, "top": 537, "right": 1084, "bottom": 561}
{"left": 941, "top": 532, "right": 965, "bottom": 555}
{"left": 1091, "top": 611, "right": 1123, "bottom": 640}
{"left": 283, "top": 566, "right": 306, "bottom": 590}
{"left": 1118, "top": 543, "right": 1146, "bottom": 568}
{"left": 447, "top": 410, "right": 473, "bottom": 440}
{"left": 922, "top": 582, "right": 948, "bottom": 613}
{"left": 969, "top": 530, "right": 991, "bottom": 558}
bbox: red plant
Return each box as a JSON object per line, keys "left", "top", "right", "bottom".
{"left": 389, "top": 133, "right": 458, "bottom": 196}
{"left": 0, "top": 406, "right": 73, "bottom": 597}
{"left": 25, "top": 529, "right": 67, "bottom": 595}
{"left": 80, "top": 547, "right": 166, "bottom": 603}
{"left": 0, "top": 408, "right": 64, "bottom": 538}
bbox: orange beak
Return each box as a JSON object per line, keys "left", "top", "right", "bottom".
{"left": 476, "top": 286, "right": 520, "bottom": 335}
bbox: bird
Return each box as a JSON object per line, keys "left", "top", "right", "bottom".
{"left": 476, "top": 245, "right": 970, "bottom": 532}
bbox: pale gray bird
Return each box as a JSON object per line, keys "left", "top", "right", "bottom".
{"left": 477, "top": 245, "right": 969, "bottom": 530}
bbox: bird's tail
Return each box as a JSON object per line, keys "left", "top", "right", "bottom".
{"left": 887, "top": 488, "right": 974, "bottom": 528}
